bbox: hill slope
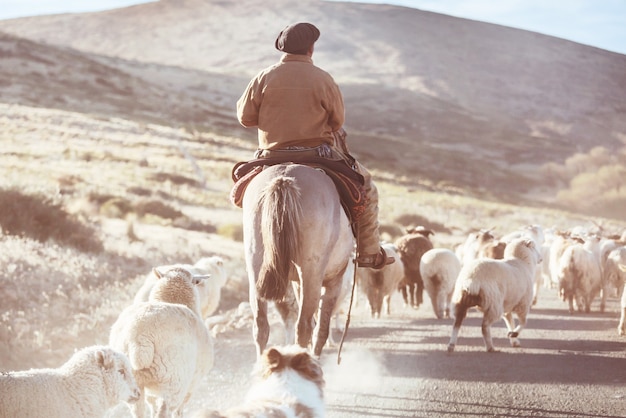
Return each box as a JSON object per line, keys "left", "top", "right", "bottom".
{"left": 1, "top": 0, "right": 625, "bottom": 209}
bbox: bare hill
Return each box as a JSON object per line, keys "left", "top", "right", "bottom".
{"left": 1, "top": 0, "right": 625, "bottom": 211}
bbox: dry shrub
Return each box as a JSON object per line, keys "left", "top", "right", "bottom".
{"left": 134, "top": 199, "right": 183, "bottom": 219}
{"left": 379, "top": 223, "right": 404, "bottom": 240}
{"left": 172, "top": 217, "right": 216, "bottom": 233}
{"left": 150, "top": 171, "right": 199, "bottom": 187}
{"left": 217, "top": 223, "right": 243, "bottom": 242}
{"left": 127, "top": 186, "right": 152, "bottom": 196}
{"left": 0, "top": 235, "right": 149, "bottom": 369}
{"left": 0, "top": 189, "right": 103, "bottom": 253}
{"left": 99, "top": 196, "right": 134, "bottom": 218}
{"left": 394, "top": 213, "right": 451, "bottom": 234}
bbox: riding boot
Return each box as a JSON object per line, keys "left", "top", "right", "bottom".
{"left": 353, "top": 162, "right": 395, "bottom": 269}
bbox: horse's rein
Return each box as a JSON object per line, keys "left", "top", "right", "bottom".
{"left": 337, "top": 228, "right": 359, "bottom": 365}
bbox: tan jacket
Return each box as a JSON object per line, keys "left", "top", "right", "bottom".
{"left": 236, "top": 54, "right": 345, "bottom": 150}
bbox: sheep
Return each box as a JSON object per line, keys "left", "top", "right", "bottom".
{"left": 447, "top": 238, "right": 542, "bottom": 353}
{"left": 357, "top": 242, "right": 404, "bottom": 318}
{"left": 557, "top": 234, "right": 604, "bottom": 314}
{"left": 548, "top": 229, "right": 575, "bottom": 289}
{"left": 110, "top": 266, "right": 214, "bottom": 418}
{"left": 500, "top": 224, "right": 544, "bottom": 247}
{"left": 539, "top": 227, "right": 557, "bottom": 289}
{"left": 604, "top": 246, "right": 626, "bottom": 295}
{"left": 394, "top": 226, "right": 434, "bottom": 308}
{"left": 134, "top": 255, "right": 228, "bottom": 318}
{"left": 455, "top": 228, "right": 502, "bottom": 266}
{"left": 500, "top": 224, "right": 545, "bottom": 305}
{"left": 600, "top": 239, "right": 625, "bottom": 294}
{"left": 0, "top": 345, "right": 140, "bottom": 418}
{"left": 419, "top": 248, "right": 461, "bottom": 319}
{"left": 618, "top": 263, "right": 626, "bottom": 336}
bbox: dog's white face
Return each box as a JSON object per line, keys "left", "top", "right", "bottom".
{"left": 246, "top": 345, "right": 326, "bottom": 417}
{"left": 191, "top": 345, "right": 325, "bottom": 418}
{"left": 260, "top": 345, "right": 324, "bottom": 388}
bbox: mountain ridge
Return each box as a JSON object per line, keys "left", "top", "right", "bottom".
{"left": 1, "top": 0, "right": 625, "bottom": 211}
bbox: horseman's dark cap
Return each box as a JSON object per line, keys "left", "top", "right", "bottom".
{"left": 275, "top": 22, "right": 320, "bottom": 55}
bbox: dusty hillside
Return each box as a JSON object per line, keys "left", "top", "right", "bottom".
{"left": 1, "top": 0, "right": 625, "bottom": 208}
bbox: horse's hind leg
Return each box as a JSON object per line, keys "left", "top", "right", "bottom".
{"left": 313, "top": 282, "right": 341, "bottom": 357}
{"left": 296, "top": 276, "right": 323, "bottom": 352}
{"left": 251, "top": 298, "right": 270, "bottom": 357}
{"left": 275, "top": 284, "right": 298, "bottom": 345}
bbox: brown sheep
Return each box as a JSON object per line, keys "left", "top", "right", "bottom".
{"left": 394, "top": 226, "right": 434, "bottom": 308}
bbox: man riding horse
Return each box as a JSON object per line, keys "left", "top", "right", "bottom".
{"left": 236, "top": 22, "right": 394, "bottom": 270}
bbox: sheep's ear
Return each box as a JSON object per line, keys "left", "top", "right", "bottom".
{"left": 95, "top": 348, "right": 114, "bottom": 370}
{"left": 153, "top": 267, "right": 165, "bottom": 279}
{"left": 192, "top": 274, "right": 210, "bottom": 285}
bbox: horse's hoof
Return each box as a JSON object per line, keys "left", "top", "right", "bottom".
{"left": 487, "top": 347, "right": 499, "bottom": 353}
{"left": 447, "top": 344, "right": 455, "bottom": 353}
{"left": 507, "top": 331, "right": 519, "bottom": 338}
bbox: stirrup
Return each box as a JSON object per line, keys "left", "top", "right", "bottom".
{"left": 357, "top": 247, "right": 395, "bottom": 269}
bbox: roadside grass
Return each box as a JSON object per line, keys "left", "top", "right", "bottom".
{"left": 1, "top": 105, "right": 624, "bottom": 371}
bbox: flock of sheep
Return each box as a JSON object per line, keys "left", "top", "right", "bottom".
{"left": 2, "top": 222, "right": 625, "bottom": 417}
{"left": 358, "top": 223, "right": 626, "bottom": 353}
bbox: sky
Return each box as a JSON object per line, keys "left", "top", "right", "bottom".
{"left": 1, "top": 0, "right": 624, "bottom": 55}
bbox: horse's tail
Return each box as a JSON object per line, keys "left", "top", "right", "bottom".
{"left": 256, "top": 175, "right": 302, "bottom": 301}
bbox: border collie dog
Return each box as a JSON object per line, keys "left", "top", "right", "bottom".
{"left": 194, "top": 345, "right": 325, "bottom": 418}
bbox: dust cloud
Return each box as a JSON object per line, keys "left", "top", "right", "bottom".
{"left": 322, "top": 347, "right": 388, "bottom": 393}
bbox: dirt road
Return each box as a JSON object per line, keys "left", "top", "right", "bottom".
{"left": 107, "top": 285, "right": 625, "bottom": 418}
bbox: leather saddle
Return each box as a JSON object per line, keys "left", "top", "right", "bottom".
{"left": 230, "top": 155, "right": 367, "bottom": 224}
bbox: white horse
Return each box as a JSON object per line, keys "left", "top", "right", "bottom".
{"left": 242, "top": 163, "right": 355, "bottom": 357}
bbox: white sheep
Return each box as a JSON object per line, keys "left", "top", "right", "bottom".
{"left": 557, "top": 234, "right": 604, "bottom": 314}
{"left": 604, "top": 246, "right": 626, "bottom": 295}
{"left": 600, "top": 240, "right": 624, "bottom": 293}
{"left": 357, "top": 242, "right": 404, "bottom": 318}
{"left": 419, "top": 248, "right": 461, "bottom": 319}
{"left": 110, "top": 266, "right": 214, "bottom": 418}
{"left": 455, "top": 228, "right": 501, "bottom": 266}
{"left": 448, "top": 238, "right": 542, "bottom": 353}
{"left": 500, "top": 224, "right": 545, "bottom": 305}
{"left": 547, "top": 229, "right": 574, "bottom": 288}
{"left": 0, "top": 345, "right": 140, "bottom": 418}
{"left": 134, "top": 255, "right": 228, "bottom": 318}
{"left": 500, "top": 224, "right": 545, "bottom": 247}
{"left": 613, "top": 258, "right": 626, "bottom": 335}
{"left": 539, "top": 227, "right": 557, "bottom": 289}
